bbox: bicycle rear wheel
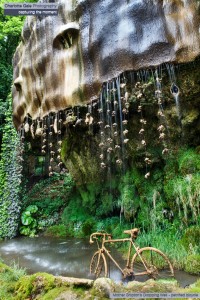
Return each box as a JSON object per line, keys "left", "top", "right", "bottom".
{"left": 90, "top": 251, "right": 108, "bottom": 278}
{"left": 131, "top": 247, "right": 174, "bottom": 280}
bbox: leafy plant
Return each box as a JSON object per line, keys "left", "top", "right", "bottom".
{"left": 19, "top": 205, "right": 38, "bottom": 237}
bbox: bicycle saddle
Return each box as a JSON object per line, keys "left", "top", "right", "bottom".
{"left": 124, "top": 228, "right": 139, "bottom": 238}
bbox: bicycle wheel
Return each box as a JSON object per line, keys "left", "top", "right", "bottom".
{"left": 131, "top": 247, "right": 174, "bottom": 280}
{"left": 90, "top": 251, "right": 108, "bottom": 278}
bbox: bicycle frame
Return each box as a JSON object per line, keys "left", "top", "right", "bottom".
{"left": 90, "top": 230, "right": 174, "bottom": 279}
{"left": 99, "top": 236, "right": 149, "bottom": 277}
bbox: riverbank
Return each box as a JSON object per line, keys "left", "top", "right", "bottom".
{"left": 0, "top": 261, "right": 200, "bottom": 300}
{"left": 44, "top": 223, "right": 200, "bottom": 276}
{"left": 0, "top": 235, "right": 199, "bottom": 289}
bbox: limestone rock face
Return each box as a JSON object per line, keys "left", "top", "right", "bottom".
{"left": 12, "top": 0, "right": 200, "bottom": 129}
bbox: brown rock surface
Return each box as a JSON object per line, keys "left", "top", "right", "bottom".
{"left": 12, "top": 0, "right": 200, "bottom": 129}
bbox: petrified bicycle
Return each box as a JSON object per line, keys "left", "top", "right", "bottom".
{"left": 89, "top": 228, "right": 174, "bottom": 280}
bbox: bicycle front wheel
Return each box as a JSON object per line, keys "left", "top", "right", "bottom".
{"left": 90, "top": 251, "right": 108, "bottom": 278}
{"left": 131, "top": 247, "right": 174, "bottom": 280}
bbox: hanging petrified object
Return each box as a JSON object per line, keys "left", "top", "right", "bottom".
{"left": 144, "top": 157, "right": 152, "bottom": 164}
{"left": 123, "top": 129, "right": 128, "bottom": 135}
{"left": 159, "top": 133, "right": 165, "bottom": 139}
{"left": 64, "top": 114, "right": 76, "bottom": 124}
{"left": 107, "top": 147, "right": 113, "bottom": 153}
{"left": 85, "top": 113, "right": 94, "bottom": 125}
{"left": 99, "top": 142, "right": 104, "bottom": 148}
{"left": 122, "top": 108, "right": 127, "bottom": 114}
{"left": 30, "top": 123, "right": 35, "bottom": 139}
{"left": 104, "top": 124, "right": 110, "bottom": 129}
{"left": 158, "top": 125, "right": 165, "bottom": 132}
{"left": 101, "top": 162, "right": 106, "bottom": 169}
{"left": 141, "top": 140, "right": 146, "bottom": 146}
{"left": 122, "top": 120, "right": 128, "bottom": 125}
{"left": 140, "top": 119, "right": 147, "bottom": 125}
{"left": 125, "top": 102, "right": 130, "bottom": 109}
{"left": 124, "top": 139, "right": 129, "bottom": 144}
{"left": 115, "top": 145, "right": 121, "bottom": 149}
{"left": 120, "top": 83, "right": 126, "bottom": 89}
{"left": 162, "top": 148, "right": 169, "bottom": 155}
{"left": 107, "top": 138, "right": 113, "bottom": 144}
{"left": 24, "top": 122, "right": 29, "bottom": 132}
{"left": 53, "top": 114, "right": 58, "bottom": 133}
{"left": 139, "top": 128, "right": 145, "bottom": 135}
{"left": 158, "top": 110, "right": 164, "bottom": 117}
{"left": 145, "top": 172, "right": 150, "bottom": 179}
{"left": 116, "top": 159, "right": 122, "bottom": 165}
{"left": 35, "top": 121, "right": 43, "bottom": 136}
{"left": 124, "top": 92, "right": 129, "bottom": 102}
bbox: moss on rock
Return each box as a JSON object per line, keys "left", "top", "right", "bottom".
{"left": 15, "top": 272, "right": 56, "bottom": 299}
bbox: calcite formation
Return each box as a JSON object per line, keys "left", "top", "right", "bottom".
{"left": 12, "top": 0, "right": 200, "bottom": 129}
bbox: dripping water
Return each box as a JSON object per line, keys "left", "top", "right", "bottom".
{"left": 106, "top": 82, "right": 112, "bottom": 195}
{"left": 116, "top": 76, "right": 125, "bottom": 171}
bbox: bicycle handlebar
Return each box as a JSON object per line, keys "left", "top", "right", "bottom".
{"left": 89, "top": 232, "right": 112, "bottom": 244}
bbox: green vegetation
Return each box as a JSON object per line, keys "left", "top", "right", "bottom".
{"left": 0, "top": 261, "right": 26, "bottom": 300}
{"left": 45, "top": 224, "right": 68, "bottom": 237}
{"left": 15, "top": 147, "right": 199, "bottom": 273}
{"left": 185, "top": 255, "right": 200, "bottom": 274}
{"left": 0, "top": 0, "right": 25, "bottom": 102}
{"left": 19, "top": 173, "right": 74, "bottom": 236}
{"left": 0, "top": 95, "right": 22, "bottom": 238}
{"left": 0, "top": 0, "right": 38, "bottom": 239}
{"left": 180, "top": 226, "right": 200, "bottom": 252}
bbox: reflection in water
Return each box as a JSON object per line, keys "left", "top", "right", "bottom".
{"left": 0, "top": 236, "right": 198, "bottom": 287}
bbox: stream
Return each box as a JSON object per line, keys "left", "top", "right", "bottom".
{"left": 0, "top": 236, "right": 199, "bottom": 287}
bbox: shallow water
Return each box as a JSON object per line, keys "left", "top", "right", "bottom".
{"left": 0, "top": 236, "right": 198, "bottom": 287}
